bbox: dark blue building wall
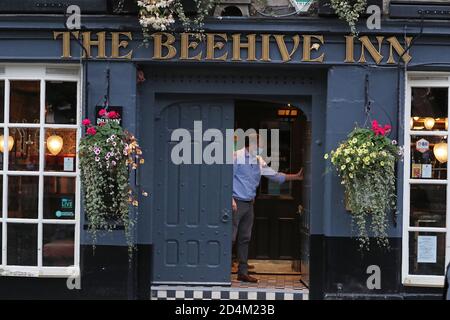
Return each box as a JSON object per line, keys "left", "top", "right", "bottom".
{"left": 81, "top": 61, "right": 138, "bottom": 246}
{"left": 324, "top": 65, "right": 402, "bottom": 238}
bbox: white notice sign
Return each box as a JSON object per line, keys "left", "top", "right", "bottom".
{"left": 417, "top": 236, "right": 437, "bottom": 263}
{"left": 64, "top": 157, "right": 74, "bottom": 172}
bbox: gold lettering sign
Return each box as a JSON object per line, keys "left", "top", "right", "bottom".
{"left": 53, "top": 31, "right": 413, "bottom": 65}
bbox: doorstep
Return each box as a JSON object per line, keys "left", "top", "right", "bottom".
{"left": 151, "top": 285, "right": 309, "bottom": 300}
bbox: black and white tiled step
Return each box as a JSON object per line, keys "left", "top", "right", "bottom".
{"left": 151, "top": 286, "right": 308, "bottom": 300}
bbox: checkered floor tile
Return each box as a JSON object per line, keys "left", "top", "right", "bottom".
{"left": 151, "top": 285, "right": 308, "bottom": 300}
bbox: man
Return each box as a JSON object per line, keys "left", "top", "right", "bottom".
{"left": 232, "top": 134, "right": 304, "bottom": 283}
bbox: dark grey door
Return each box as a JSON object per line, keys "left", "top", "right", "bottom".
{"left": 152, "top": 98, "right": 234, "bottom": 285}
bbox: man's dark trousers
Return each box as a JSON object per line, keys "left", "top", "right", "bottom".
{"left": 232, "top": 199, "right": 254, "bottom": 276}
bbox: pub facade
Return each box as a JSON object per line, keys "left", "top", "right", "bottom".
{"left": 0, "top": 0, "right": 449, "bottom": 300}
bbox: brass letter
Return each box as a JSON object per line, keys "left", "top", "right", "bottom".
{"left": 111, "top": 32, "right": 133, "bottom": 59}
{"left": 54, "top": 31, "right": 79, "bottom": 58}
{"left": 232, "top": 34, "right": 256, "bottom": 61}
{"left": 386, "top": 36, "right": 412, "bottom": 64}
{"left": 180, "top": 33, "right": 203, "bottom": 60}
{"left": 152, "top": 32, "right": 177, "bottom": 60}
{"left": 82, "top": 31, "right": 106, "bottom": 59}
{"left": 206, "top": 33, "right": 228, "bottom": 60}
{"left": 358, "top": 36, "right": 384, "bottom": 64}
{"left": 260, "top": 34, "right": 271, "bottom": 62}
{"left": 345, "top": 35, "right": 355, "bottom": 63}
{"left": 274, "top": 34, "right": 300, "bottom": 62}
{"left": 302, "top": 35, "right": 325, "bottom": 62}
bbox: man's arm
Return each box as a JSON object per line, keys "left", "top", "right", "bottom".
{"left": 259, "top": 156, "right": 304, "bottom": 183}
{"left": 284, "top": 168, "right": 304, "bottom": 181}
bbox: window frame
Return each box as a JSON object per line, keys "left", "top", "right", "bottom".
{"left": 0, "top": 64, "right": 81, "bottom": 278}
{"left": 403, "top": 72, "right": 450, "bottom": 287}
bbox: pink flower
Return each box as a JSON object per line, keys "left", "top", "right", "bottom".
{"left": 86, "top": 127, "right": 97, "bottom": 136}
{"left": 107, "top": 111, "right": 119, "bottom": 119}
{"left": 99, "top": 122, "right": 106, "bottom": 127}
{"left": 82, "top": 118, "right": 91, "bottom": 126}
{"left": 98, "top": 109, "right": 107, "bottom": 117}
{"left": 372, "top": 120, "right": 391, "bottom": 136}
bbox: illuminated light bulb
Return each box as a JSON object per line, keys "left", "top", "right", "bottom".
{"left": 424, "top": 117, "right": 436, "bottom": 130}
{"left": 434, "top": 142, "right": 448, "bottom": 164}
{"left": 0, "top": 135, "right": 14, "bottom": 153}
{"left": 47, "top": 135, "right": 63, "bottom": 156}
{"left": 446, "top": 118, "right": 448, "bottom": 131}
{"left": 410, "top": 118, "right": 414, "bottom": 129}
{"left": 413, "top": 116, "right": 419, "bottom": 121}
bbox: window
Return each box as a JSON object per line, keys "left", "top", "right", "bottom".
{"left": 403, "top": 73, "right": 450, "bottom": 287}
{"left": 0, "top": 65, "right": 80, "bottom": 277}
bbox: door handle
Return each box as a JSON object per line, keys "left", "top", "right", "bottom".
{"left": 297, "top": 205, "right": 304, "bottom": 215}
{"left": 221, "top": 209, "right": 230, "bottom": 223}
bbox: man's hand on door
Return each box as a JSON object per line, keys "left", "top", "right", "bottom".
{"left": 285, "top": 168, "right": 304, "bottom": 181}
{"left": 296, "top": 168, "right": 304, "bottom": 181}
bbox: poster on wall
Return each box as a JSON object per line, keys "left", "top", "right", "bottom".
{"left": 95, "top": 106, "right": 123, "bottom": 127}
{"left": 417, "top": 235, "right": 437, "bottom": 263}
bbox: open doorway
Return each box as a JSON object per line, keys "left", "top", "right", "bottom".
{"left": 233, "top": 99, "right": 311, "bottom": 288}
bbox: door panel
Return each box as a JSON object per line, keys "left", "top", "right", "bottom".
{"left": 152, "top": 99, "right": 234, "bottom": 284}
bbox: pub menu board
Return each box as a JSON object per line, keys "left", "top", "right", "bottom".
{"left": 95, "top": 106, "right": 123, "bottom": 127}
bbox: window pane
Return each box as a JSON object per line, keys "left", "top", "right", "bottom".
{"left": 45, "top": 129, "right": 77, "bottom": 172}
{"left": 410, "top": 184, "right": 446, "bottom": 228}
{"left": 7, "top": 223, "right": 37, "bottom": 266}
{"left": 8, "top": 176, "right": 38, "bottom": 219}
{"left": 0, "top": 80, "right": 4, "bottom": 123}
{"left": 409, "top": 231, "right": 446, "bottom": 276}
{"left": 0, "top": 176, "right": 2, "bottom": 211}
{"left": 44, "top": 177, "right": 76, "bottom": 220}
{"left": 0, "top": 128, "right": 5, "bottom": 170}
{"left": 410, "top": 135, "right": 447, "bottom": 180}
{"left": 411, "top": 87, "right": 448, "bottom": 131}
{"left": 45, "top": 81, "right": 77, "bottom": 125}
{"left": 10, "top": 81, "right": 40, "bottom": 124}
{"left": 43, "top": 224, "right": 74, "bottom": 266}
{"left": 0, "top": 223, "right": 2, "bottom": 265}
{"left": 8, "top": 128, "right": 40, "bottom": 171}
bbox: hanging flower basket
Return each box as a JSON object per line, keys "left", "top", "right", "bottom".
{"left": 137, "top": 0, "right": 218, "bottom": 41}
{"left": 329, "top": 0, "right": 368, "bottom": 35}
{"left": 324, "top": 120, "right": 403, "bottom": 249}
{"left": 79, "top": 109, "right": 146, "bottom": 254}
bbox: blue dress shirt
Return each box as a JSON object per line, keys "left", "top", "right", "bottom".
{"left": 233, "top": 148, "right": 286, "bottom": 201}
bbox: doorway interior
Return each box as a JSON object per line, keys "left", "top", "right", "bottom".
{"left": 233, "top": 99, "right": 311, "bottom": 288}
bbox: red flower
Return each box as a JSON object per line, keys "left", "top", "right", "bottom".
{"left": 107, "top": 111, "right": 119, "bottom": 119}
{"left": 86, "top": 127, "right": 97, "bottom": 136}
{"left": 98, "top": 109, "right": 107, "bottom": 116}
{"left": 372, "top": 120, "right": 391, "bottom": 136}
{"left": 82, "top": 118, "right": 91, "bottom": 126}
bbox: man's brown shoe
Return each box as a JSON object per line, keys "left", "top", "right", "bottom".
{"left": 237, "top": 274, "right": 258, "bottom": 283}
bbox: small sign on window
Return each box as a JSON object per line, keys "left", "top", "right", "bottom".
{"left": 416, "top": 138, "right": 430, "bottom": 153}
{"left": 417, "top": 235, "right": 437, "bottom": 263}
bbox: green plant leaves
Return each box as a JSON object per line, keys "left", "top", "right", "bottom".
{"left": 326, "top": 126, "right": 401, "bottom": 249}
